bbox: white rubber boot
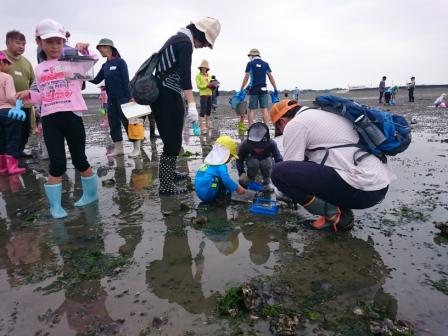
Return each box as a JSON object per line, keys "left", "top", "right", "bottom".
{"left": 108, "top": 141, "right": 124, "bottom": 156}
{"left": 128, "top": 141, "right": 141, "bottom": 158}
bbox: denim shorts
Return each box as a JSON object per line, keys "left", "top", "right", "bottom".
{"left": 249, "top": 93, "right": 269, "bottom": 109}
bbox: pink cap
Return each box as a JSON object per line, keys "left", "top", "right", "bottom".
{"left": 35, "top": 19, "right": 66, "bottom": 40}
{"left": 0, "top": 51, "right": 12, "bottom": 64}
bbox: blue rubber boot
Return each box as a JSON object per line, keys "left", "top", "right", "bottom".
{"left": 44, "top": 183, "right": 68, "bottom": 219}
{"left": 74, "top": 174, "right": 98, "bottom": 207}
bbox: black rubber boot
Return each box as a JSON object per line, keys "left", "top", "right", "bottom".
{"left": 159, "top": 155, "right": 188, "bottom": 195}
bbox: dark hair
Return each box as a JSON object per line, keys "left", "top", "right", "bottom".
{"left": 382, "top": 76, "right": 387, "bottom": 79}
{"left": 186, "top": 23, "right": 208, "bottom": 45}
{"left": 6, "top": 30, "right": 25, "bottom": 42}
{"left": 283, "top": 100, "right": 301, "bottom": 119}
{"left": 411, "top": 76, "right": 415, "bottom": 79}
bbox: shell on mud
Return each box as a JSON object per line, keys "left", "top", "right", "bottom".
{"left": 269, "top": 313, "right": 300, "bottom": 336}
{"left": 434, "top": 221, "right": 448, "bottom": 236}
{"left": 242, "top": 282, "right": 264, "bottom": 313}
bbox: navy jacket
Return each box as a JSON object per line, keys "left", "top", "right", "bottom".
{"left": 236, "top": 139, "right": 283, "bottom": 175}
{"left": 91, "top": 57, "right": 131, "bottom": 100}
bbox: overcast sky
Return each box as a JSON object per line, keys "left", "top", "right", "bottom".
{"left": 2, "top": 0, "right": 447, "bottom": 93}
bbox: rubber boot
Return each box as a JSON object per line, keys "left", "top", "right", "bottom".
{"left": 0, "top": 155, "right": 7, "bottom": 175}
{"left": 5, "top": 155, "right": 25, "bottom": 175}
{"left": 262, "top": 177, "right": 274, "bottom": 193}
{"left": 74, "top": 174, "right": 98, "bottom": 207}
{"left": 149, "top": 114, "right": 158, "bottom": 138}
{"left": 159, "top": 155, "right": 188, "bottom": 195}
{"left": 237, "top": 121, "right": 247, "bottom": 136}
{"left": 303, "top": 196, "right": 354, "bottom": 232}
{"left": 129, "top": 140, "right": 141, "bottom": 158}
{"left": 44, "top": 183, "right": 68, "bottom": 219}
{"left": 107, "top": 141, "right": 124, "bottom": 156}
{"left": 8, "top": 175, "right": 23, "bottom": 193}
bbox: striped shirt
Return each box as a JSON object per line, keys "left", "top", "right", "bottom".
{"left": 156, "top": 32, "right": 193, "bottom": 94}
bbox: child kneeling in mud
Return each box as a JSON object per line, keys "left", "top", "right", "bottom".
{"left": 16, "top": 19, "right": 98, "bottom": 219}
{"left": 195, "top": 135, "right": 246, "bottom": 203}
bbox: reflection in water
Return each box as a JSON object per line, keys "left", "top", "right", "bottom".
{"left": 147, "top": 196, "right": 217, "bottom": 314}
{"left": 267, "top": 234, "right": 397, "bottom": 330}
{"left": 52, "top": 205, "right": 119, "bottom": 335}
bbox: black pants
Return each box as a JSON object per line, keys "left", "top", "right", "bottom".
{"left": 42, "top": 112, "right": 90, "bottom": 177}
{"left": 272, "top": 161, "right": 388, "bottom": 209}
{"left": 150, "top": 86, "right": 184, "bottom": 156}
{"left": 379, "top": 91, "right": 384, "bottom": 103}
{"left": 20, "top": 107, "right": 32, "bottom": 151}
{"left": 0, "top": 108, "right": 22, "bottom": 158}
{"left": 108, "top": 97, "right": 129, "bottom": 142}
{"left": 408, "top": 88, "right": 414, "bottom": 102}
{"left": 384, "top": 92, "right": 391, "bottom": 104}
{"left": 200, "top": 95, "right": 212, "bottom": 117}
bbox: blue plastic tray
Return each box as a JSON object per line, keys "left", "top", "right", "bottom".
{"left": 250, "top": 198, "right": 279, "bottom": 216}
{"left": 247, "top": 181, "right": 263, "bottom": 192}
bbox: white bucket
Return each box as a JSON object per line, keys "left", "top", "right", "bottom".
{"left": 121, "top": 102, "right": 151, "bottom": 119}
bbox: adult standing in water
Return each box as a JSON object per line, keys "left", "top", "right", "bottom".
{"left": 91, "top": 39, "right": 134, "bottom": 157}
{"left": 4, "top": 30, "right": 35, "bottom": 158}
{"left": 151, "top": 17, "right": 221, "bottom": 195}
{"left": 195, "top": 59, "right": 213, "bottom": 133}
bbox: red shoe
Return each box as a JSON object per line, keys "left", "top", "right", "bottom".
{"left": 5, "top": 155, "right": 25, "bottom": 175}
{"left": 0, "top": 155, "right": 7, "bottom": 175}
{"left": 304, "top": 208, "right": 354, "bottom": 232}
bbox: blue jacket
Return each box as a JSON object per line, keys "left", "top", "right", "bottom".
{"left": 195, "top": 164, "right": 238, "bottom": 202}
{"left": 91, "top": 57, "right": 131, "bottom": 99}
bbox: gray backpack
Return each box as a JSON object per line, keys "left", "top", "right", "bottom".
{"left": 130, "top": 34, "right": 191, "bottom": 105}
{"left": 129, "top": 52, "right": 160, "bottom": 105}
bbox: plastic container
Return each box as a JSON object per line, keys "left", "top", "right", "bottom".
{"left": 59, "top": 55, "right": 96, "bottom": 80}
{"left": 192, "top": 122, "right": 201, "bottom": 136}
{"left": 247, "top": 181, "right": 263, "bottom": 191}
{"left": 250, "top": 198, "right": 279, "bottom": 216}
{"left": 121, "top": 102, "right": 151, "bottom": 119}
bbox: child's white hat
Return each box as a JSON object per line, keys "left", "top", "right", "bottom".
{"left": 204, "top": 144, "right": 231, "bottom": 165}
{"left": 36, "top": 19, "right": 66, "bottom": 40}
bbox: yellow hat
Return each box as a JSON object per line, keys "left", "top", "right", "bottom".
{"left": 198, "top": 59, "right": 210, "bottom": 70}
{"left": 215, "top": 135, "right": 238, "bottom": 159}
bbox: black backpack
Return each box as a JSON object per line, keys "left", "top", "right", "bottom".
{"left": 129, "top": 34, "right": 191, "bottom": 105}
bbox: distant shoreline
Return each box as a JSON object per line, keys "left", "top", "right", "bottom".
{"left": 82, "top": 83, "right": 448, "bottom": 98}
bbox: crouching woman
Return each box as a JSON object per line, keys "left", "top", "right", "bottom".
{"left": 270, "top": 99, "right": 396, "bottom": 232}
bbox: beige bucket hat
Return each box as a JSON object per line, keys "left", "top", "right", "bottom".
{"left": 247, "top": 48, "right": 261, "bottom": 56}
{"left": 194, "top": 17, "right": 221, "bottom": 49}
{"left": 198, "top": 59, "right": 210, "bottom": 70}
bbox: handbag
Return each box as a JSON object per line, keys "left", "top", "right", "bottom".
{"left": 128, "top": 119, "right": 145, "bottom": 140}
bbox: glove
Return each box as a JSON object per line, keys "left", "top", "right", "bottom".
{"left": 236, "top": 90, "right": 247, "bottom": 101}
{"left": 238, "top": 172, "right": 249, "bottom": 187}
{"left": 186, "top": 103, "right": 198, "bottom": 124}
{"left": 270, "top": 90, "right": 280, "bottom": 103}
{"left": 8, "top": 99, "right": 26, "bottom": 121}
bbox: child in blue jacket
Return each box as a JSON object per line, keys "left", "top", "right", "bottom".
{"left": 195, "top": 135, "right": 246, "bottom": 203}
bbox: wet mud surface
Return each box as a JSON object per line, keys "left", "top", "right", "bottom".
{"left": 0, "top": 87, "right": 447, "bottom": 335}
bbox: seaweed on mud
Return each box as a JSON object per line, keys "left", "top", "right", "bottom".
{"left": 426, "top": 278, "right": 448, "bottom": 295}
{"left": 216, "top": 286, "right": 247, "bottom": 317}
{"left": 36, "top": 249, "right": 126, "bottom": 294}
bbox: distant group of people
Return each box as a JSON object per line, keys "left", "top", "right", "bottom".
{"left": 378, "top": 75, "right": 416, "bottom": 105}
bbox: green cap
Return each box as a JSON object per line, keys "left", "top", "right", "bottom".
{"left": 96, "top": 38, "right": 115, "bottom": 49}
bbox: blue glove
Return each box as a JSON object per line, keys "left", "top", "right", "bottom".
{"left": 192, "top": 121, "right": 201, "bottom": 136}
{"left": 236, "top": 90, "right": 246, "bottom": 101}
{"left": 270, "top": 90, "right": 279, "bottom": 103}
{"left": 8, "top": 99, "right": 26, "bottom": 121}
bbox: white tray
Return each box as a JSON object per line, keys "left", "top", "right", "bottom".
{"left": 121, "top": 102, "right": 151, "bottom": 119}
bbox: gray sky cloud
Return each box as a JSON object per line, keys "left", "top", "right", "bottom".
{"left": 2, "top": 0, "right": 447, "bottom": 93}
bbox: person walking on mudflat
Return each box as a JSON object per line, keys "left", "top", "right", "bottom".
{"left": 91, "top": 38, "right": 134, "bottom": 157}
{"left": 378, "top": 76, "right": 386, "bottom": 104}
{"left": 150, "top": 17, "right": 221, "bottom": 195}
{"left": 195, "top": 59, "right": 213, "bottom": 133}
{"left": 240, "top": 48, "right": 277, "bottom": 126}
{"left": 407, "top": 76, "right": 415, "bottom": 102}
